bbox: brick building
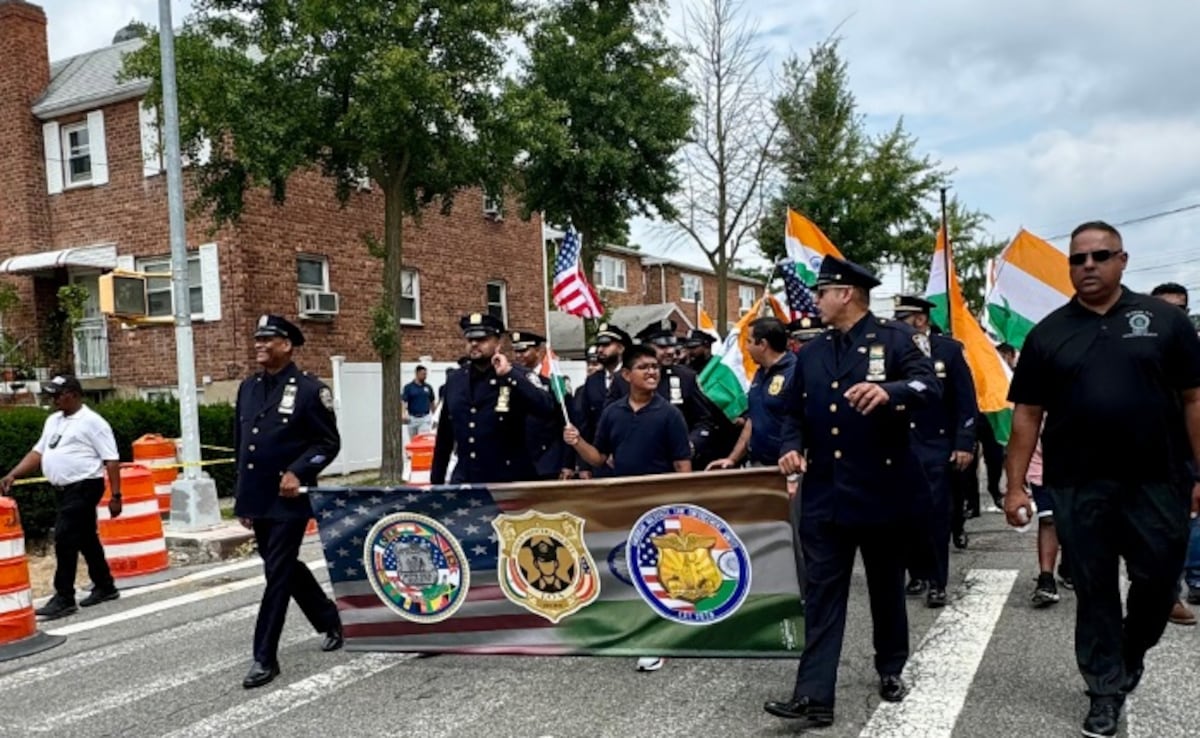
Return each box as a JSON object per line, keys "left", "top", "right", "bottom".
{"left": 0, "top": 1, "right": 545, "bottom": 402}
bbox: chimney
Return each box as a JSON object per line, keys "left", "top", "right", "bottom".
{"left": 0, "top": 0, "right": 51, "bottom": 257}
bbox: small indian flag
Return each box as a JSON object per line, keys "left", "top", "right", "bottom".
{"left": 986, "top": 229, "right": 1072, "bottom": 349}
{"left": 539, "top": 349, "right": 569, "bottom": 405}
{"left": 720, "top": 295, "right": 790, "bottom": 390}
{"left": 785, "top": 209, "right": 844, "bottom": 286}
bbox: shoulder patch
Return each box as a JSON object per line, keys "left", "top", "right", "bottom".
{"left": 319, "top": 387, "right": 335, "bottom": 411}
{"left": 913, "top": 333, "right": 931, "bottom": 357}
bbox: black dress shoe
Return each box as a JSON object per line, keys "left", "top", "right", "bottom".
{"left": 905, "top": 579, "right": 928, "bottom": 597}
{"left": 879, "top": 674, "right": 908, "bottom": 702}
{"left": 321, "top": 624, "right": 344, "bottom": 652}
{"left": 242, "top": 661, "right": 280, "bottom": 689}
{"left": 80, "top": 586, "right": 119, "bottom": 607}
{"left": 952, "top": 532, "right": 969, "bottom": 550}
{"left": 34, "top": 596, "right": 77, "bottom": 621}
{"left": 926, "top": 588, "right": 947, "bottom": 609}
{"left": 763, "top": 696, "right": 834, "bottom": 726}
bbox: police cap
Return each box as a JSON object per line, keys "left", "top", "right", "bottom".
{"left": 785, "top": 316, "right": 824, "bottom": 341}
{"left": 682, "top": 329, "right": 718, "bottom": 348}
{"left": 254, "top": 314, "right": 305, "bottom": 346}
{"left": 460, "top": 312, "right": 505, "bottom": 339}
{"left": 510, "top": 331, "right": 546, "bottom": 351}
{"left": 892, "top": 294, "right": 937, "bottom": 319}
{"left": 814, "top": 255, "right": 881, "bottom": 290}
{"left": 636, "top": 318, "right": 679, "bottom": 347}
{"left": 594, "top": 323, "right": 632, "bottom": 349}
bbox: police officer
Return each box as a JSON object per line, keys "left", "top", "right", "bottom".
{"left": 234, "top": 315, "right": 343, "bottom": 689}
{"left": 786, "top": 316, "right": 825, "bottom": 352}
{"left": 573, "top": 323, "right": 632, "bottom": 478}
{"left": 431, "top": 313, "right": 555, "bottom": 484}
{"left": 893, "top": 295, "right": 978, "bottom": 608}
{"left": 765, "top": 256, "right": 940, "bottom": 727}
{"left": 683, "top": 329, "right": 748, "bottom": 422}
{"left": 636, "top": 319, "right": 737, "bottom": 469}
{"left": 511, "top": 330, "right": 574, "bottom": 481}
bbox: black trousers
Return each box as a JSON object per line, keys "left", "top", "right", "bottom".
{"left": 252, "top": 517, "right": 340, "bottom": 666}
{"left": 53, "top": 478, "right": 114, "bottom": 598}
{"left": 908, "top": 462, "right": 951, "bottom": 588}
{"left": 977, "top": 421, "right": 1005, "bottom": 504}
{"left": 1049, "top": 479, "right": 1190, "bottom": 698}
{"left": 792, "top": 519, "right": 909, "bottom": 705}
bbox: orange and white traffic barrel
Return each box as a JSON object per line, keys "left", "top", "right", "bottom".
{"left": 405, "top": 433, "right": 436, "bottom": 486}
{"left": 98, "top": 464, "right": 171, "bottom": 587}
{"left": 0, "top": 498, "right": 65, "bottom": 661}
{"left": 132, "top": 434, "right": 178, "bottom": 516}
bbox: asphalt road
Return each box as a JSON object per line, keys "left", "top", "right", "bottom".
{"left": 1, "top": 511, "right": 1196, "bottom": 738}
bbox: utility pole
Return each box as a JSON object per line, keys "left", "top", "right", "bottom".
{"left": 159, "top": 0, "right": 219, "bottom": 531}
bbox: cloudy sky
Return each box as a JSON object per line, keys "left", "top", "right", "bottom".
{"left": 36, "top": 0, "right": 1200, "bottom": 295}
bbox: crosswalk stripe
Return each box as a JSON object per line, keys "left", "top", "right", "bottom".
{"left": 860, "top": 568, "right": 1019, "bottom": 738}
{"left": 159, "top": 653, "right": 412, "bottom": 738}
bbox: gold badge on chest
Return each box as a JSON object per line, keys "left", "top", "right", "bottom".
{"left": 496, "top": 386, "right": 511, "bottom": 413}
{"left": 866, "top": 344, "right": 887, "bottom": 382}
{"left": 768, "top": 374, "right": 785, "bottom": 396}
{"left": 279, "top": 385, "right": 298, "bottom": 415}
{"left": 934, "top": 360, "right": 946, "bottom": 378}
{"left": 669, "top": 375, "right": 683, "bottom": 404}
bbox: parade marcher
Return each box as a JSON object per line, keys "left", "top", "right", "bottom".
{"left": 573, "top": 323, "right": 632, "bottom": 478}
{"left": 1004, "top": 222, "right": 1200, "bottom": 738}
{"left": 431, "top": 314, "right": 555, "bottom": 484}
{"left": 786, "top": 316, "right": 824, "bottom": 352}
{"left": 511, "top": 330, "right": 574, "bottom": 481}
{"left": 683, "top": 329, "right": 748, "bottom": 422}
{"left": 234, "top": 315, "right": 343, "bottom": 689}
{"left": 765, "top": 256, "right": 940, "bottom": 727}
{"left": 1, "top": 375, "right": 122, "bottom": 620}
{"left": 585, "top": 345, "right": 602, "bottom": 376}
{"left": 564, "top": 343, "right": 692, "bottom": 673}
{"left": 636, "top": 319, "right": 737, "bottom": 469}
{"left": 893, "top": 295, "right": 978, "bottom": 609}
{"left": 1028, "top": 431, "right": 1073, "bottom": 607}
{"left": 401, "top": 365, "right": 436, "bottom": 439}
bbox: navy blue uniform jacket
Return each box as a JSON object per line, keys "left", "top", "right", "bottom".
{"left": 233, "top": 362, "right": 341, "bottom": 520}
{"left": 780, "top": 313, "right": 941, "bottom": 526}
{"left": 909, "top": 331, "right": 978, "bottom": 466}
{"left": 526, "top": 373, "right": 574, "bottom": 478}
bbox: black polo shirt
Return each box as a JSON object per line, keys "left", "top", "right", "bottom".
{"left": 593, "top": 393, "right": 691, "bottom": 476}
{"left": 746, "top": 350, "right": 797, "bottom": 464}
{"left": 1008, "top": 287, "right": 1200, "bottom": 486}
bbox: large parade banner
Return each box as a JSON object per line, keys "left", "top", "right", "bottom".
{"left": 310, "top": 468, "right": 804, "bottom": 658}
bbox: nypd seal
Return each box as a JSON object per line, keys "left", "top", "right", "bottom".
{"left": 626, "top": 504, "right": 751, "bottom": 626}
{"left": 363, "top": 512, "right": 470, "bottom": 624}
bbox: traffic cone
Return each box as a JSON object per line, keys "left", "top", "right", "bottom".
{"left": 0, "top": 498, "right": 66, "bottom": 662}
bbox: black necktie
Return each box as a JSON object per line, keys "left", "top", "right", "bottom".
{"left": 835, "top": 332, "right": 851, "bottom": 360}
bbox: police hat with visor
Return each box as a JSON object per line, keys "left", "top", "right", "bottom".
{"left": 814, "top": 255, "right": 882, "bottom": 290}
{"left": 459, "top": 312, "right": 505, "bottom": 339}
{"left": 636, "top": 318, "right": 680, "bottom": 347}
{"left": 682, "top": 329, "right": 717, "bottom": 349}
{"left": 510, "top": 331, "right": 546, "bottom": 351}
{"left": 254, "top": 314, "right": 306, "bottom": 346}
{"left": 892, "top": 294, "right": 936, "bottom": 320}
{"left": 594, "top": 322, "right": 632, "bottom": 349}
{"left": 786, "top": 316, "right": 825, "bottom": 341}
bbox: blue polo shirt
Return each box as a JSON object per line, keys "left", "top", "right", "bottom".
{"left": 593, "top": 393, "right": 691, "bottom": 476}
{"left": 746, "top": 351, "right": 797, "bottom": 465}
{"left": 402, "top": 380, "right": 435, "bottom": 417}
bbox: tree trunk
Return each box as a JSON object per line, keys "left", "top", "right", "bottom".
{"left": 378, "top": 176, "right": 406, "bottom": 482}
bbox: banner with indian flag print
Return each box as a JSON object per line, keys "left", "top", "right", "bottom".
{"left": 786, "top": 209, "right": 844, "bottom": 286}
{"left": 985, "top": 229, "right": 1072, "bottom": 349}
{"left": 310, "top": 468, "right": 803, "bottom": 657}
{"left": 924, "top": 227, "right": 1014, "bottom": 444}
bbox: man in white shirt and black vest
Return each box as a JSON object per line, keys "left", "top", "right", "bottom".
{"left": 1, "top": 375, "right": 122, "bottom": 620}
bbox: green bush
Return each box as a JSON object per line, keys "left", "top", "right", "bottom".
{"left": 0, "top": 400, "right": 238, "bottom": 541}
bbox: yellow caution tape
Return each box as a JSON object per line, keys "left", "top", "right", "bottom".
{"left": 9, "top": 457, "right": 236, "bottom": 487}
{"left": 199, "top": 443, "right": 237, "bottom": 453}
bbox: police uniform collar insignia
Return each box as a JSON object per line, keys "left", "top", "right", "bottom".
{"left": 866, "top": 344, "right": 886, "bottom": 381}
{"left": 492, "top": 511, "right": 600, "bottom": 623}
{"left": 279, "top": 384, "right": 298, "bottom": 414}
{"left": 913, "top": 333, "right": 932, "bottom": 357}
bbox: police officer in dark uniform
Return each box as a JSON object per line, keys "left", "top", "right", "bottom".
{"left": 765, "top": 257, "right": 940, "bottom": 726}
{"left": 573, "top": 323, "right": 632, "bottom": 478}
{"left": 786, "top": 316, "right": 825, "bottom": 352}
{"left": 234, "top": 315, "right": 343, "bottom": 689}
{"left": 636, "top": 319, "right": 737, "bottom": 469}
{"left": 893, "top": 295, "right": 978, "bottom": 608}
{"left": 510, "top": 330, "right": 574, "bottom": 481}
{"left": 431, "top": 313, "right": 555, "bottom": 484}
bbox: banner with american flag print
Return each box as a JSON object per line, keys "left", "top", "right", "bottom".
{"left": 310, "top": 468, "right": 803, "bottom": 657}
{"left": 551, "top": 226, "right": 604, "bottom": 318}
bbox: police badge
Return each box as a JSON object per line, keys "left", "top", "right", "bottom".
{"left": 279, "top": 384, "right": 298, "bottom": 414}
{"left": 669, "top": 375, "right": 683, "bottom": 404}
{"left": 866, "top": 344, "right": 886, "bottom": 382}
{"left": 496, "top": 386, "right": 511, "bottom": 413}
{"left": 767, "top": 374, "right": 785, "bottom": 396}
{"left": 492, "top": 510, "right": 600, "bottom": 623}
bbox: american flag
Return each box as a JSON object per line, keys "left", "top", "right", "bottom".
{"left": 552, "top": 227, "right": 604, "bottom": 318}
{"left": 779, "top": 259, "right": 820, "bottom": 320}
{"left": 633, "top": 516, "right": 695, "bottom": 613}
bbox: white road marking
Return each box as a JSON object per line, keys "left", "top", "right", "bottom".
{"left": 45, "top": 560, "right": 327, "bottom": 636}
{"left": 160, "top": 653, "right": 411, "bottom": 738}
{"left": 860, "top": 568, "right": 1019, "bottom": 738}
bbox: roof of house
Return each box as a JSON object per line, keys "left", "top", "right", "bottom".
{"left": 33, "top": 37, "right": 149, "bottom": 119}
{"left": 547, "top": 303, "right": 696, "bottom": 353}
{"left": 599, "top": 244, "right": 764, "bottom": 286}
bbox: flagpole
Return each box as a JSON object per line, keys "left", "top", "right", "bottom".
{"left": 539, "top": 215, "right": 572, "bottom": 428}
{"left": 940, "top": 187, "right": 953, "bottom": 337}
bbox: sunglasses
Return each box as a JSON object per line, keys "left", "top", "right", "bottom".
{"left": 1068, "top": 249, "right": 1123, "bottom": 266}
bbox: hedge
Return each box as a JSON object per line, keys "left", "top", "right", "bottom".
{"left": 0, "top": 400, "right": 236, "bottom": 542}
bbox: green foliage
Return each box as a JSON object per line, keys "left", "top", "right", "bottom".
{"left": 370, "top": 303, "right": 398, "bottom": 359}
{"left": 38, "top": 283, "right": 92, "bottom": 374}
{"left": 0, "top": 401, "right": 237, "bottom": 541}
{"left": 758, "top": 43, "right": 950, "bottom": 270}
{"left": 518, "top": 0, "right": 694, "bottom": 263}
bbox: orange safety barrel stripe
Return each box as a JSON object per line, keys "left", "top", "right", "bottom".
{"left": 0, "top": 559, "right": 30, "bottom": 592}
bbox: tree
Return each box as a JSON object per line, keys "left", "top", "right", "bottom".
{"left": 662, "top": 0, "right": 801, "bottom": 333}
{"left": 758, "top": 43, "right": 949, "bottom": 270}
{"left": 518, "top": 0, "right": 694, "bottom": 268}
{"left": 123, "top": 1, "right": 527, "bottom": 481}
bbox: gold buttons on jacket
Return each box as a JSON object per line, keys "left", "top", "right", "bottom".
{"left": 247, "top": 463, "right": 255, "bottom": 469}
{"left": 834, "top": 450, "right": 842, "bottom": 459}
{"left": 831, "top": 427, "right": 840, "bottom": 436}
{"left": 831, "top": 381, "right": 839, "bottom": 389}
{"left": 248, "top": 445, "right": 256, "bottom": 452}
{"left": 829, "top": 403, "right": 837, "bottom": 412}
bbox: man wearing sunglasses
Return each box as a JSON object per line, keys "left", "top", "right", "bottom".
{"left": 511, "top": 330, "right": 574, "bottom": 481}
{"left": 1004, "top": 222, "right": 1200, "bottom": 738}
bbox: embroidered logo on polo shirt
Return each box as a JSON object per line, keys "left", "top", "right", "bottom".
{"left": 1123, "top": 310, "right": 1156, "bottom": 338}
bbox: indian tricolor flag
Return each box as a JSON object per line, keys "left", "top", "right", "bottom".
{"left": 986, "top": 229, "right": 1072, "bottom": 349}
{"left": 720, "top": 295, "right": 790, "bottom": 390}
{"left": 785, "top": 209, "right": 843, "bottom": 286}
{"left": 924, "top": 228, "right": 1014, "bottom": 443}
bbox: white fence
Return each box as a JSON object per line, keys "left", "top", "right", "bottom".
{"left": 323, "top": 356, "right": 589, "bottom": 477}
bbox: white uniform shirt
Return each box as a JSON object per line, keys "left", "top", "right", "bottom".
{"left": 33, "top": 404, "right": 119, "bottom": 487}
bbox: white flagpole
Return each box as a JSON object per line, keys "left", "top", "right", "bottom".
{"left": 539, "top": 214, "right": 572, "bottom": 427}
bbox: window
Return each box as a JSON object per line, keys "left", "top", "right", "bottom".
{"left": 739, "top": 285, "right": 757, "bottom": 313}
{"left": 593, "top": 255, "right": 626, "bottom": 291}
{"left": 400, "top": 269, "right": 420, "bottom": 324}
{"left": 296, "top": 255, "right": 329, "bottom": 291}
{"left": 138, "top": 255, "right": 204, "bottom": 318}
{"left": 487, "top": 280, "right": 507, "bottom": 325}
{"left": 62, "top": 123, "right": 92, "bottom": 185}
{"left": 681, "top": 274, "right": 703, "bottom": 302}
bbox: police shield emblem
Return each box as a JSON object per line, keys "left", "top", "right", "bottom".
{"left": 279, "top": 384, "right": 298, "bottom": 414}
{"left": 492, "top": 510, "right": 600, "bottom": 623}
{"left": 496, "top": 386, "right": 511, "bottom": 413}
{"left": 669, "top": 375, "right": 683, "bottom": 404}
{"left": 866, "top": 344, "right": 887, "bottom": 382}
{"left": 768, "top": 374, "right": 785, "bottom": 396}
